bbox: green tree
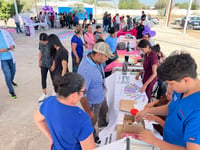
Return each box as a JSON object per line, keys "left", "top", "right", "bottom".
{"left": 97, "top": 3, "right": 113, "bottom": 8}
{"left": 174, "top": 2, "right": 188, "bottom": 9}
{"left": 0, "top": 0, "right": 24, "bottom": 25}
{"left": 118, "top": 0, "right": 141, "bottom": 9}
{"left": 21, "top": 0, "right": 34, "bottom": 11}
{"left": 82, "top": 0, "right": 95, "bottom": 5}
{"left": 154, "top": 0, "right": 169, "bottom": 9}
{"left": 191, "top": 0, "right": 199, "bottom": 10}
{"left": 0, "top": 1, "right": 11, "bottom": 24}
{"left": 175, "top": 1, "right": 199, "bottom": 10}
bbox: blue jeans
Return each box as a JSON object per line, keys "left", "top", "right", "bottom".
{"left": 15, "top": 22, "right": 22, "bottom": 33}
{"left": 1, "top": 59, "right": 16, "bottom": 94}
{"left": 103, "top": 25, "right": 109, "bottom": 33}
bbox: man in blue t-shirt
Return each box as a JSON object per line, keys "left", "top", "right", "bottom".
{"left": 136, "top": 53, "right": 200, "bottom": 149}
{"left": 0, "top": 29, "right": 18, "bottom": 99}
{"left": 34, "top": 72, "right": 96, "bottom": 150}
{"left": 78, "top": 42, "right": 113, "bottom": 144}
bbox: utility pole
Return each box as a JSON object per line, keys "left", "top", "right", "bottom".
{"left": 167, "top": 0, "right": 173, "bottom": 27}
{"left": 95, "top": 0, "right": 97, "bottom": 20}
{"left": 34, "top": 0, "right": 38, "bottom": 16}
{"left": 165, "top": 0, "right": 172, "bottom": 27}
{"left": 183, "top": 0, "right": 193, "bottom": 34}
{"left": 14, "top": 0, "right": 19, "bottom": 18}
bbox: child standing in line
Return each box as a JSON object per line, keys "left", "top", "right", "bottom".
{"left": 93, "top": 25, "right": 103, "bottom": 42}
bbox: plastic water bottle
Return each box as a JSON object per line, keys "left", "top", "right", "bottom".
{"left": 126, "top": 42, "right": 130, "bottom": 52}
{"left": 122, "top": 59, "right": 129, "bottom": 75}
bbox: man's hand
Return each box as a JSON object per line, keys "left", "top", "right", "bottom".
{"left": 135, "top": 109, "right": 148, "bottom": 122}
{"left": 144, "top": 114, "right": 157, "bottom": 122}
{"left": 144, "top": 103, "right": 154, "bottom": 110}
{"left": 9, "top": 45, "right": 15, "bottom": 50}
{"left": 139, "top": 130, "right": 157, "bottom": 145}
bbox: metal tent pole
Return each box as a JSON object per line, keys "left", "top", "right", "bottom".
{"left": 183, "top": 0, "right": 193, "bottom": 34}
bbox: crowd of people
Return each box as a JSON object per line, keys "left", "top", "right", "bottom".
{"left": 1, "top": 10, "right": 200, "bottom": 150}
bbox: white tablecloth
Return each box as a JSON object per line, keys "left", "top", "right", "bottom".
{"left": 99, "top": 71, "right": 149, "bottom": 145}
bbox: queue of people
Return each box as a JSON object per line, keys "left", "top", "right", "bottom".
{"left": 2, "top": 10, "right": 199, "bottom": 150}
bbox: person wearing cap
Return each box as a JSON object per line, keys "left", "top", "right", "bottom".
{"left": 0, "top": 29, "right": 18, "bottom": 99}
{"left": 78, "top": 42, "right": 113, "bottom": 144}
{"left": 71, "top": 25, "right": 84, "bottom": 72}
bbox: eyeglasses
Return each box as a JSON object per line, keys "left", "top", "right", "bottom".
{"left": 79, "top": 89, "right": 87, "bottom": 95}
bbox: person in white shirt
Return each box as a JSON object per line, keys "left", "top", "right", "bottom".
{"left": 115, "top": 13, "right": 121, "bottom": 31}
{"left": 13, "top": 14, "right": 22, "bottom": 33}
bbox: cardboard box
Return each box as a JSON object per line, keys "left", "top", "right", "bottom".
{"left": 116, "top": 114, "right": 145, "bottom": 140}
{"left": 116, "top": 125, "right": 123, "bottom": 140}
{"left": 123, "top": 114, "right": 145, "bottom": 134}
{"left": 119, "top": 99, "right": 137, "bottom": 112}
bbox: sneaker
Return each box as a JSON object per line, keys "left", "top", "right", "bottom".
{"left": 10, "top": 93, "right": 17, "bottom": 99}
{"left": 12, "top": 82, "right": 18, "bottom": 87}
{"left": 39, "top": 93, "right": 48, "bottom": 101}
{"left": 95, "top": 136, "right": 101, "bottom": 144}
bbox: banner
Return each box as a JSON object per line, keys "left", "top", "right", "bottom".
{"left": 58, "top": 7, "right": 93, "bottom": 20}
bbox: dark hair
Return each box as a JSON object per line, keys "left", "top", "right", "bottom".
{"left": 54, "top": 72, "right": 85, "bottom": 97}
{"left": 96, "top": 25, "right": 101, "bottom": 29}
{"left": 157, "top": 53, "right": 197, "bottom": 81}
{"left": 108, "top": 27, "right": 116, "bottom": 34}
{"left": 39, "top": 33, "right": 48, "bottom": 41}
{"left": 86, "top": 24, "right": 91, "bottom": 29}
{"left": 48, "top": 34, "right": 65, "bottom": 58}
{"left": 145, "top": 33, "right": 151, "bottom": 38}
{"left": 152, "top": 44, "right": 160, "bottom": 53}
{"left": 138, "top": 39, "right": 152, "bottom": 49}
{"left": 96, "top": 39, "right": 104, "bottom": 43}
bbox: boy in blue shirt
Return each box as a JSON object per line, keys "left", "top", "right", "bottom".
{"left": 136, "top": 53, "right": 200, "bottom": 149}
{"left": 0, "top": 29, "right": 17, "bottom": 99}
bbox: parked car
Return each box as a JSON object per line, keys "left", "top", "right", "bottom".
{"left": 133, "top": 16, "right": 141, "bottom": 24}
{"left": 132, "top": 16, "right": 159, "bottom": 24}
{"left": 173, "top": 17, "right": 184, "bottom": 25}
{"left": 152, "top": 17, "right": 159, "bottom": 24}
{"left": 180, "top": 15, "right": 200, "bottom": 30}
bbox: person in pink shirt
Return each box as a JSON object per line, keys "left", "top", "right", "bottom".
{"left": 84, "top": 24, "right": 95, "bottom": 50}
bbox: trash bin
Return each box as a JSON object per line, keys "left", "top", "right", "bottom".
{"left": 24, "top": 25, "right": 30, "bottom": 36}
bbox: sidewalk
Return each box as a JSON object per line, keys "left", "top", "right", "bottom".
{"left": 0, "top": 24, "right": 200, "bottom": 150}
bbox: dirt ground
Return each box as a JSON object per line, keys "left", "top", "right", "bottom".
{"left": 0, "top": 18, "right": 200, "bottom": 150}
{"left": 168, "top": 15, "right": 200, "bottom": 39}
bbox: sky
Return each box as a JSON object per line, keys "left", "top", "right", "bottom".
{"left": 139, "top": 0, "right": 199, "bottom": 6}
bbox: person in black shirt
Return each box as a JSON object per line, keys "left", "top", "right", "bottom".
{"left": 136, "top": 23, "right": 144, "bottom": 39}
{"left": 48, "top": 34, "right": 68, "bottom": 77}
{"left": 141, "top": 11, "right": 146, "bottom": 22}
